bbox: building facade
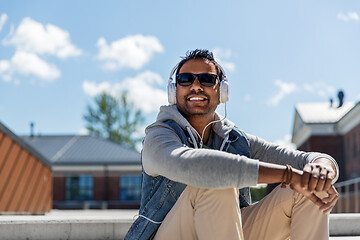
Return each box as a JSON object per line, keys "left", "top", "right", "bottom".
{"left": 292, "top": 101, "right": 360, "bottom": 181}
{"left": 291, "top": 98, "right": 360, "bottom": 213}
{"left": 22, "top": 135, "right": 141, "bottom": 209}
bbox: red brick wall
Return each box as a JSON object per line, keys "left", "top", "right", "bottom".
{"left": 299, "top": 135, "right": 345, "bottom": 181}
{"left": 52, "top": 171, "right": 140, "bottom": 209}
{"left": 94, "top": 176, "right": 105, "bottom": 201}
{"left": 53, "top": 176, "right": 65, "bottom": 201}
{"left": 108, "top": 176, "right": 119, "bottom": 201}
{"left": 93, "top": 176, "right": 120, "bottom": 201}
{"left": 343, "top": 125, "right": 360, "bottom": 179}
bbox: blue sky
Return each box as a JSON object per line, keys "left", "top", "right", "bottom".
{"left": 1, "top": 0, "right": 360, "bottom": 149}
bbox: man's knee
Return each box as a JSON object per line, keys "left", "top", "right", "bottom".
{"left": 186, "top": 187, "right": 239, "bottom": 207}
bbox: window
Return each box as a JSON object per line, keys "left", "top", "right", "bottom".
{"left": 119, "top": 174, "right": 141, "bottom": 202}
{"left": 65, "top": 175, "right": 93, "bottom": 201}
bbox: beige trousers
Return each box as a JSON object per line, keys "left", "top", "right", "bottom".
{"left": 154, "top": 185, "right": 329, "bottom": 240}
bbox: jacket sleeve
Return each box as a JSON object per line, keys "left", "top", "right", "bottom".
{"left": 247, "top": 133, "right": 339, "bottom": 183}
{"left": 142, "top": 122, "right": 259, "bottom": 189}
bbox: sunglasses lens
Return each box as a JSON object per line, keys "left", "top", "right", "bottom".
{"left": 176, "top": 73, "right": 195, "bottom": 86}
{"left": 198, "top": 74, "right": 217, "bottom": 87}
{"left": 176, "top": 73, "right": 218, "bottom": 87}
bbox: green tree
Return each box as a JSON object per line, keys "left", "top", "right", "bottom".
{"left": 83, "top": 92, "right": 144, "bottom": 149}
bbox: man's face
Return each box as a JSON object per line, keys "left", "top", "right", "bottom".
{"left": 176, "top": 59, "right": 220, "bottom": 118}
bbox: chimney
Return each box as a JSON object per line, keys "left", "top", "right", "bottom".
{"left": 338, "top": 90, "right": 344, "bottom": 108}
{"left": 330, "top": 98, "right": 333, "bottom": 107}
{"left": 30, "top": 122, "right": 34, "bottom": 137}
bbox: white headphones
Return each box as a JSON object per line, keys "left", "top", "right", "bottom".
{"left": 167, "top": 62, "right": 229, "bottom": 105}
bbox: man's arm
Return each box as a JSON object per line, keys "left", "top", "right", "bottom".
{"left": 247, "top": 133, "right": 340, "bottom": 182}
{"left": 257, "top": 160, "right": 339, "bottom": 213}
{"left": 142, "top": 122, "right": 260, "bottom": 189}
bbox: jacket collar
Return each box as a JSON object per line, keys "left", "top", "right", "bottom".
{"left": 155, "top": 105, "right": 235, "bottom": 139}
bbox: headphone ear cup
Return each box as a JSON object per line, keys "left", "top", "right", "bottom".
{"left": 168, "top": 82, "right": 177, "bottom": 104}
{"left": 219, "top": 80, "right": 229, "bottom": 103}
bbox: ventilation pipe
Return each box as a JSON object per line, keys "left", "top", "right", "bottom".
{"left": 30, "top": 122, "right": 34, "bottom": 138}
{"left": 338, "top": 90, "right": 344, "bottom": 108}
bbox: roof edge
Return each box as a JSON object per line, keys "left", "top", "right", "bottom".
{"left": 0, "top": 121, "right": 52, "bottom": 168}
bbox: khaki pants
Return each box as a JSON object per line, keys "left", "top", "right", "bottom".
{"left": 154, "top": 185, "right": 329, "bottom": 240}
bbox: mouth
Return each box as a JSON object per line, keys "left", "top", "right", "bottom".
{"left": 187, "top": 96, "right": 208, "bottom": 102}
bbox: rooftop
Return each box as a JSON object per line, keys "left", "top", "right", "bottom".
{"left": 21, "top": 135, "right": 141, "bottom": 165}
{"left": 295, "top": 102, "right": 355, "bottom": 124}
{"left": 0, "top": 121, "right": 51, "bottom": 168}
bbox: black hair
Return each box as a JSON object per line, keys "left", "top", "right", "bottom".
{"left": 176, "top": 49, "right": 224, "bottom": 81}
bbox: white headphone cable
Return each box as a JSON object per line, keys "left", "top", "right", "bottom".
{"left": 187, "top": 103, "right": 227, "bottom": 148}
{"left": 134, "top": 214, "right": 163, "bottom": 224}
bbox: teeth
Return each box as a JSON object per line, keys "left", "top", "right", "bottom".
{"left": 189, "top": 97, "right": 205, "bottom": 101}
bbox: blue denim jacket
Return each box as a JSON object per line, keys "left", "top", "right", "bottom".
{"left": 125, "top": 120, "right": 251, "bottom": 240}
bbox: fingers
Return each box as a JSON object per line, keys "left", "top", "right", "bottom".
{"left": 315, "top": 168, "right": 328, "bottom": 192}
{"left": 323, "top": 171, "right": 335, "bottom": 191}
{"left": 308, "top": 165, "right": 320, "bottom": 191}
{"left": 297, "top": 165, "right": 339, "bottom": 213}
{"left": 301, "top": 164, "right": 312, "bottom": 189}
{"left": 304, "top": 192, "right": 326, "bottom": 208}
{"left": 319, "top": 186, "right": 339, "bottom": 213}
{"left": 302, "top": 163, "right": 336, "bottom": 192}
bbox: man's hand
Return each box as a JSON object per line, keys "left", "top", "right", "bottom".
{"left": 302, "top": 162, "right": 335, "bottom": 192}
{"left": 290, "top": 163, "right": 339, "bottom": 213}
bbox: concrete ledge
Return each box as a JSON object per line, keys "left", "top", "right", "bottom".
{"left": 330, "top": 214, "right": 360, "bottom": 236}
{"left": 0, "top": 220, "right": 133, "bottom": 240}
{"left": 0, "top": 210, "right": 136, "bottom": 240}
{"left": 0, "top": 211, "right": 359, "bottom": 239}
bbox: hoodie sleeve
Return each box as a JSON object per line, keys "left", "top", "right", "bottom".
{"left": 142, "top": 122, "right": 259, "bottom": 189}
{"left": 247, "top": 133, "right": 339, "bottom": 183}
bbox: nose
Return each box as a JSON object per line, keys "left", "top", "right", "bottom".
{"left": 190, "top": 77, "right": 203, "bottom": 91}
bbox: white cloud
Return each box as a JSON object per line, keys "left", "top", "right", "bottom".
{"left": 212, "top": 47, "right": 236, "bottom": 72}
{"left": 82, "top": 81, "right": 112, "bottom": 97}
{"left": 0, "top": 13, "right": 8, "bottom": 32}
{"left": 0, "top": 17, "right": 80, "bottom": 83}
{"left": 337, "top": 11, "right": 359, "bottom": 22}
{"left": 3, "top": 17, "right": 82, "bottom": 58}
{"left": 82, "top": 71, "right": 167, "bottom": 113}
{"left": 274, "top": 134, "right": 296, "bottom": 150}
{"left": 78, "top": 128, "right": 89, "bottom": 135}
{"left": 302, "top": 82, "right": 335, "bottom": 98}
{"left": 96, "top": 35, "right": 164, "bottom": 71}
{"left": 267, "top": 80, "right": 297, "bottom": 106}
{"left": 0, "top": 51, "right": 60, "bottom": 82}
{"left": 244, "top": 94, "right": 252, "bottom": 102}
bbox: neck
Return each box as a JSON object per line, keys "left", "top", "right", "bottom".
{"left": 186, "top": 113, "right": 215, "bottom": 144}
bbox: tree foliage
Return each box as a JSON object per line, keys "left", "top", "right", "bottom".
{"left": 83, "top": 92, "right": 144, "bottom": 149}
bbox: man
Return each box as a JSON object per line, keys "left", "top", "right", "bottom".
{"left": 125, "top": 49, "right": 339, "bottom": 240}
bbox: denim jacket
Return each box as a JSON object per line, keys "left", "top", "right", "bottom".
{"left": 125, "top": 119, "right": 251, "bottom": 240}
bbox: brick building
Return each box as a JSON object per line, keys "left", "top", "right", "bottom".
{"left": 22, "top": 135, "right": 141, "bottom": 209}
{"left": 292, "top": 97, "right": 360, "bottom": 181}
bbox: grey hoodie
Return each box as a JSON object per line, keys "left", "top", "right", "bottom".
{"left": 142, "top": 105, "right": 339, "bottom": 189}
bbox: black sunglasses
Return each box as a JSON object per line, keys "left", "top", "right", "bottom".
{"left": 176, "top": 73, "right": 219, "bottom": 87}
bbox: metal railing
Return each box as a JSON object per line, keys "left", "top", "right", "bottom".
{"left": 334, "top": 177, "right": 360, "bottom": 213}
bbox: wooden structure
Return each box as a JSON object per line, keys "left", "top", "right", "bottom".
{"left": 0, "top": 122, "right": 52, "bottom": 214}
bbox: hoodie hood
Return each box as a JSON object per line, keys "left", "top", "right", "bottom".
{"left": 151, "top": 105, "right": 235, "bottom": 139}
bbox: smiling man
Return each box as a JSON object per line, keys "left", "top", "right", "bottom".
{"left": 125, "top": 49, "right": 339, "bottom": 240}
